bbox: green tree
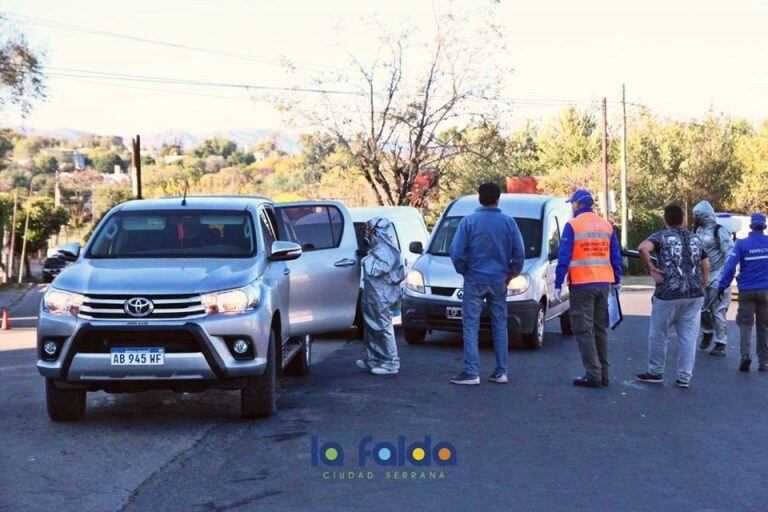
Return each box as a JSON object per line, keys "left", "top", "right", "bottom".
{"left": 193, "top": 138, "right": 238, "bottom": 159}
{"left": 14, "top": 196, "right": 69, "bottom": 253}
{"left": 92, "top": 152, "right": 125, "bottom": 174}
{"left": 0, "top": 15, "right": 46, "bottom": 116}
{"left": 34, "top": 154, "right": 58, "bottom": 174}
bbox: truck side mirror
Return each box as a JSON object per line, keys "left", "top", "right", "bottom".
{"left": 57, "top": 243, "right": 81, "bottom": 261}
{"left": 269, "top": 241, "right": 302, "bottom": 261}
{"left": 409, "top": 241, "right": 424, "bottom": 254}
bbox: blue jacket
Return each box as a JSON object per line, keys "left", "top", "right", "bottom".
{"left": 450, "top": 207, "right": 526, "bottom": 286}
{"left": 555, "top": 206, "right": 622, "bottom": 288}
{"left": 718, "top": 231, "right": 768, "bottom": 292}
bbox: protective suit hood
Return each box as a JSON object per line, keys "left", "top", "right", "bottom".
{"left": 363, "top": 217, "right": 405, "bottom": 284}
{"left": 693, "top": 200, "right": 717, "bottom": 228}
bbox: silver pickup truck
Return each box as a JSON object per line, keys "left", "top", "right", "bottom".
{"left": 37, "top": 196, "right": 361, "bottom": 421}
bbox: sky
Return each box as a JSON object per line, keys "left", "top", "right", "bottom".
{"left": 1, "top": 0, "right": 767, "bottom": 138}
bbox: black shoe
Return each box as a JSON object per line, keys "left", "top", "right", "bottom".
{"left": 674, "top": 379, "right": 690, "bottom": 388}
{"left": 573, "top": 376, "right": 602, "bottom": 388}
{"left": 636, "top": 372, "right": 663, "bottom": 384}
{"left": 739, "top": 357, "right": 752, "bottom": 372}
{"left": 700, "top": 332, "right": 714, "bottom": 350}
{"left": 710, "top": 343, "right": 726, "bottom": 357}
{"left": 450, "top": 372, "right": 480, "bottom": 385}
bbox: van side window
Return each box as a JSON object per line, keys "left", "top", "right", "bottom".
{"left": 548, "top": 217, "right": 561, "bottom": 257}
{"left": 277, "top": 205, "right": 344, "bottom": 251}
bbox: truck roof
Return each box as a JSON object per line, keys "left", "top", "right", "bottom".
{"left": 348, "top": 206, "right": 422, "bottom": 222}
{"left": 117, "top": 195, "right": 271, "bottom": 212}
{"left": 447, "top": 193, "right": 567, "bottom": 218}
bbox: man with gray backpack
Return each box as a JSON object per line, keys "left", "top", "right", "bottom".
{"left": 692, "top": 200, "right": 734, "bottom": 357}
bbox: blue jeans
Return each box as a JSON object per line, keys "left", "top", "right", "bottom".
{"left": 462, "top": 281, "right": 509, "bottom": 376}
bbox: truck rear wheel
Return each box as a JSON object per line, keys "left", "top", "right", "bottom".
{"left": 241, "top": 330, "right": 277, "bottom": 419}
{"left": 404, "top": 328, "right": 426, "bottom": 344}
{"left": 46, "top": 378, "right": 86, "bottom": 421}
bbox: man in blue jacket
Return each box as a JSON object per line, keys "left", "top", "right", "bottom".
{"left": 449, "top": 183, "right": 526, "bottom": 385}
{"left": 718, "top": 213, "right": 768, "bottom": 372}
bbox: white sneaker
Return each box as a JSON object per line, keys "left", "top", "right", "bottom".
{"left": 488, "top": 373, "right": 508, "bottom": 384}
{"left": 371, "top": 366, "right": 399, "bottom": 375}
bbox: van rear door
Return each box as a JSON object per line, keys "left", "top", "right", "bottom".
{"left": 274, "top": 201, "right": 360, "bottom": 336}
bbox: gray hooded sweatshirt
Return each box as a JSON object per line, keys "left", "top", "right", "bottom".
{"left": 692, "top": 200, "right": 733, "bottom": 282}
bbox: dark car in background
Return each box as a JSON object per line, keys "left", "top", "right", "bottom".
{"left": 42, "top": 243, "right": 80, "bottom": 283}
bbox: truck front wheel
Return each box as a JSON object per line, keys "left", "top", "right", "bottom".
{"left": 241, "top": 330, "right": 277, "bottom": 419}
{"left": 46, "top": 379, "right": 86, "bottom": 421}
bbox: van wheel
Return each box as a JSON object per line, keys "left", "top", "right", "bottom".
{"left": 521, "top": 305, "right": 545, "bottom": 350}
{"left": 560, "top": 310, "right": 573, "bottom": 335}
{"left": 284, "top": 335, "right": 311, "bottom": 376}
{"left": 46, "top": 379, "right": 86, "bottom": 421}
{"left": 404, "top": 328, "right": 426, "bottom": 344}
{"left": 241, "top": 330, "right": 277, "bottom": 418}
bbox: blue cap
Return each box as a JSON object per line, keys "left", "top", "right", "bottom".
{"left": 750, "top": 213, "right": 767, "bottom": 229}
{"left": 566, "top": 189, "right": 594, "bottom": 204}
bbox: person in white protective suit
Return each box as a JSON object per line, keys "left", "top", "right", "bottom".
{"left": 355, "top": 217, "right": 405, "bottom": 375}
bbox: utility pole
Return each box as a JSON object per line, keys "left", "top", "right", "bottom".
{"left": 131, "top": 135, "right": 142, "bottom": 199}
{"left": 620, "top": 84, "right": 629, "bottom": 250}
{"left": 18, "top": 191, "right": 31, "bottom": 285}
{"left": 7, "top": 189, "right": 18, "bottom": 281}
{"left": 601, "top": 97, "right": 609, "bottom": 220}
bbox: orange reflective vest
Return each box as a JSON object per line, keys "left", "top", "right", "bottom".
{"left": 567, "top": 212, "right": 616, "bottom": 285}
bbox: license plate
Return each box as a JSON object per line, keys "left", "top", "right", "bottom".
{"left": 110, "top": 348, "right": 165, "bottom": 366}
{"left": 446, "top": 306, "right": 463, "bottom": 320}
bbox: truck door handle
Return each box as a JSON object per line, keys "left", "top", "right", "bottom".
{"left": 334, "top": 258, "right": 356, "bottom": 268}
{"left": 283, "top": 269, "right": 291, "bottom": 276}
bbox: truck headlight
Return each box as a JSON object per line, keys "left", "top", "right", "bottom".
{"left": 43, "top": 288, "right": 85, "bottom": 316}
{"left": 406, "top": 270, "right": 425, "bottom": 294}
{"left": 507, "top": 274, "right": 530, "bottom": 296}
{"left": 202, "top": 284, "right": 261, "bottom": 314}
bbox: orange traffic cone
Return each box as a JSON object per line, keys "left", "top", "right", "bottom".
{"left": 1, "top": 308, "right": 9, "bottom": 330}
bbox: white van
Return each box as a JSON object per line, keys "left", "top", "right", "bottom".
{"left": 402, "top": 194, "right": 573, "bottom": 349}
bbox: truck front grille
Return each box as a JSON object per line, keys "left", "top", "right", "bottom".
{"left": 78, "top": 294, "right": 206, "bottom": 321}
{"left": 73, "top": 329, "right": 201, "bottom": 353}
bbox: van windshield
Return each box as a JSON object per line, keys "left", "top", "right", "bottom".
{"left": 428, "top": 216, "right": 542, "bottom": 259}
{"left": 87, "top": 210, "right": 257, "bottom": 258}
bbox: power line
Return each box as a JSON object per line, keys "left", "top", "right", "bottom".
{"left": 1, "top": 10, "right": 329, "bottom": 71}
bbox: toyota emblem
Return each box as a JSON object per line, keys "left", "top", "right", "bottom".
{"left": 457, "top": 289, "right": 464, "bottom": 300}
{"left": 124, "top": 297, "right": 154, "bottom": 317}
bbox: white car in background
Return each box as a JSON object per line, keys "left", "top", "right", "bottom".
{"left": 350, "top": 206, "right": 430, "bottom": 325}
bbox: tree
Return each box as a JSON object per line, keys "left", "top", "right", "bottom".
{"left": 14, "top": 196, "right": 69, "bottom": 254}
{"left": 34, "top": 154, "right": 58, "bottom": 174}
{"left": 731, "top": 121, "right": 768, "bottom": 213}
{"left": 282, "top": 4, "right": 508, "bottom": 207}
{"left": 193, "top": 138, "right": 238, "bottom": 159}
{"left": 0, "top": 15, "right": 46, "bottom": 116}
{"left": 92, "top": 151, "right": 125, "bottom": 174}
{"left": 91, "top": 183, "right": 132, "bottom": 219}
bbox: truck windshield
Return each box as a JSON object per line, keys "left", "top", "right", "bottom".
{"left": 87, "top": 210, "right": 257, "bottom": 258}
{"left": 428, "top": 216, "right": 542, "bottom": 259}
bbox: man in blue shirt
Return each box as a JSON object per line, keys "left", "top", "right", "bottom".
{"left": 449, "top": 183, "right": 525, "bottom": 385}
{"left": 718, "top": 213, "right": 768, "bottom": 372}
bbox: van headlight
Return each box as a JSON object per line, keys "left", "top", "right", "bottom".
{"left": 406, "top": 270, "right": 425, "bottom": 294}
{"left": 507, "top": 274, "right": 530, "bottom": 296}
{"left": 201, "top": 283, "right": 261, "bottom": 314}
{"left": 43, "top": 288, "right": 85, "bottom": 316}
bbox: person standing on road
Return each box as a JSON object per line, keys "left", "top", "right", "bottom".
{"left": 555, "top": 189, "right": 622, "bottom": 388}
{"left": 356, "top": 217, "right": 405, "bottom": 375}
{"left": 692, "top": 200, "right": 734, "bottom": 357}
{"left": 637, "top": 204, "right": 710, "bottom": 388}
{"left": 717, "top": 213, "right": 768, "bottom": 372}
{"left": 449, "top": 182, "right": 525, "bottom": 386}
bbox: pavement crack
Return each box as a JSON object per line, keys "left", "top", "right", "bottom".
{"left": 115, "top": 422, "right": 221, "bottom": 512}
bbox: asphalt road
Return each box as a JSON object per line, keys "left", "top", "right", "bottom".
{"left": 2, "top": 290, "right": 767, "bottom": 512}
{"left": 7, "top": 283, "right": 46, "bottom": 328}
